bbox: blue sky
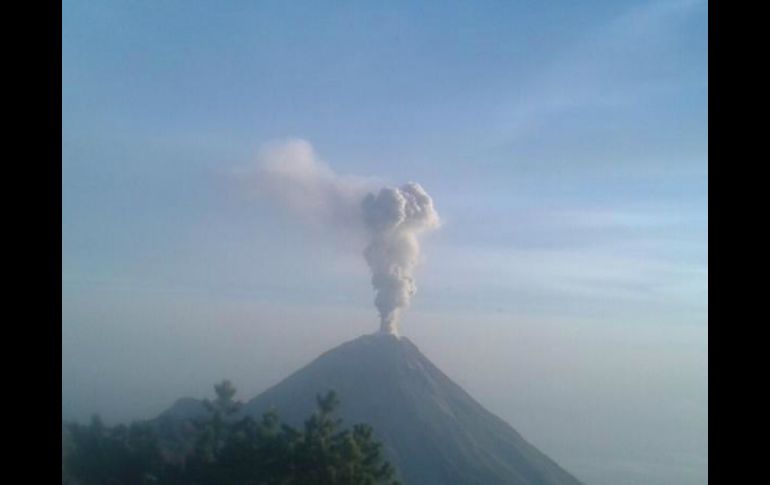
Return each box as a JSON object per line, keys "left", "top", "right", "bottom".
{"left": 63, "top": 2, "right": 707, "bottom": 484}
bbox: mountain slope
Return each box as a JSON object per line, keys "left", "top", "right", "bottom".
{"left": 234, "top": 333, "right": 583, "bottom": 485}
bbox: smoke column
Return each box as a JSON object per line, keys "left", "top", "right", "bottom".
{"left": 241, "top": 139, "right": 440, "bottom": 335}
{"left": 362, "top": 184, "right": 440, "bottom": 335}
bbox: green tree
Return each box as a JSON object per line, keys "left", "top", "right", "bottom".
{"left": 63, "top": 381, "right": 400, "bottom": 485}
{"left": 193, "top": 380, "right": 242, "bottom": 461}
{"left": 184, "top": 384, "right": 399, "bottom": 484}
{"left": 64, "top": 415, "right": 168, "bottom": 485}
{"left": 286, "top": 391, "right": 399, "bottom": 485}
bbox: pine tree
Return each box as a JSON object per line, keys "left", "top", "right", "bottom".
{"left": 63, "top": 381, "right": 400, "bottom": 485}
{"left": 64, "top": 415, "right": 167, "bottom": 485}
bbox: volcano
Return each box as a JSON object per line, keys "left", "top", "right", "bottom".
{"left": 160, "top": 333, "right": 583, "bottom": 484}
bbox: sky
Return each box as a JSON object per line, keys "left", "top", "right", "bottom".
{"left": 62, "top": 1, "right": 707, "bottom": 485}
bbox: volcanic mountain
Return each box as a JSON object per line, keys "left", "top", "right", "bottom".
{"left": 159, "top": 333, "right": 583, "bottom": 485}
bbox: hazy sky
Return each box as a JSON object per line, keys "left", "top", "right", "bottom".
{"left": 62, "top": 1, "right": 707, "bottom": 485}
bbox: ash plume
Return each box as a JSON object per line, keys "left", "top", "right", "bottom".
{"left": 241, "top": 138, "right": 373, "bottom": 229}
{"left": 240, "top": 139, "right": 440, "bottom": 335}
{"left": 362, "top": 184, "right": 440, "bottom": 335}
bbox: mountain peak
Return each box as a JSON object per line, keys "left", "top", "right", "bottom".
{"left": 156, "top": 333, "right": 582, "bottom": 484}
{"left": 237, "top": 334, "right": 583, "bottom": 485}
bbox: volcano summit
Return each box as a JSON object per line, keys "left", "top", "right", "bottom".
{"left": 159, "top": 333, "right": 583, "bottom": 485}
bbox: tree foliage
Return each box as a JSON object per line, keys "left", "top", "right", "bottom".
{"left": 63, "top": 415, "right": 169, "bottom": 484}
{"left": 63, "top": 381, "right": 400, "bottom": 485}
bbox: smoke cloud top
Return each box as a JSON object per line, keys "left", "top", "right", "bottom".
{"left": 243, "top": 138, "right": 440, "bottom": 335}
{"left": 246, "top": 139, "right": 373, "bottom": 229}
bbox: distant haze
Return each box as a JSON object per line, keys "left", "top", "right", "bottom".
{"left": 63, "top": 2, "right": 707, "bottom": 485}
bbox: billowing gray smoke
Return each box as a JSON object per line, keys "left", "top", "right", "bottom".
{"left": 362, "top": 184, "right": 440, "bottom": 335}
{"left": 240, "top": 139, "right": 440, "bottom": 336}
